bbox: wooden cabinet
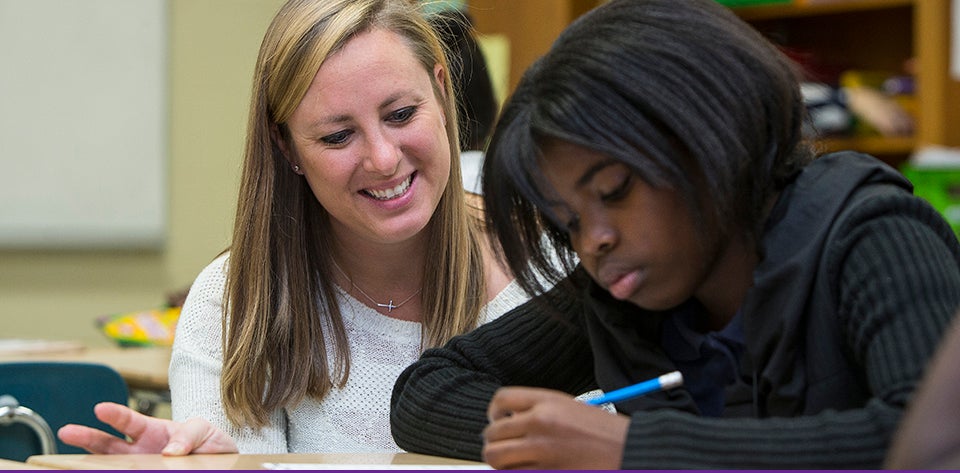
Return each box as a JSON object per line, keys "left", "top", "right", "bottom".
{"left": 468, "top": 0, "right": 604, "bottom": 94}
{"left": 731, "top": 0, "right": 960, "bottom": 166}
{"left": 470, "top": 0, "right": 960, "bottom": 167}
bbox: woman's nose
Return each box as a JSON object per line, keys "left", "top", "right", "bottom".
{"left": 361, "top": 130, "right": 401, "bottom": 175}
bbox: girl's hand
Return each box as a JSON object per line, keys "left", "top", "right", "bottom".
{"left": 57, "top": 401, "right": 237, "bottom": 455}
{"left": 483, "top": 387, "right": 629, "bottom": 469}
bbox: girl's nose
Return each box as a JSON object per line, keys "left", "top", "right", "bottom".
{"left": 577, "top": 214, "right": 617, "bottom": 257}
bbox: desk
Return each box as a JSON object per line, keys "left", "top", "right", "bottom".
{"left": 0, "top": 345, "right": 171, "bottom": 414}
{"left": 0, "top": 345, "right": 170, "bottom": 392}
{"left": 0, "top": 458, "right": 51, "bottom": 470}
{"left": 27, "top": 453, "right": 490, "bottom": 470}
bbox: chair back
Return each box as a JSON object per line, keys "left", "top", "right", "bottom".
{"left": 0, "top": 361, "right": 128, "bottom": 462}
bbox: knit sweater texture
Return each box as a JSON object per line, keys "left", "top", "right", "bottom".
{"left": 390, "top": 152, "right": 960, "bottom": 468}
{"left": 169, "top": 252, "right": 529, "bottom": 453}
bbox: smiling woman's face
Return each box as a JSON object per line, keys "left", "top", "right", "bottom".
{"left": 538, "top": 139, "right": 718, "bottom": 311}
{"left": 283, "top": 27, "right": 450, "bottom": 247}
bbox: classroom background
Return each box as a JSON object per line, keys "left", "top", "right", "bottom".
{"left": 2, "top": 0, "right": 960, "bottom": 349}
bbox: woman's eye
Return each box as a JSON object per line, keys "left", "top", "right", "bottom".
{"left": 321, "top": 130, "right": 352, "bottom": 145}
{"left": 387, "top": 106, "right": 416, "bottom": 123}
{"left": 601, "top": 174, "right": 632, "bottom": 202}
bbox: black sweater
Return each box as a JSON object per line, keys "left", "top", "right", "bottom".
{"left": 390, "top": 153, "right": 960, "bottom": 468}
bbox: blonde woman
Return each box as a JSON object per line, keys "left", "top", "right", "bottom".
{"left": 59, "top": 0, "right": 524, "bottom": 454}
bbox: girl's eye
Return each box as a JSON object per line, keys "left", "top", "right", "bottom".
{"left": 601, "top": 174, "right": 632, "bottom": 202}
{"left": 388, "top": 106, "right": 416, "bottom": 123}
{"left": 321, "top": 129, "right": 352, "bottom": 145}
{"left": 565, "top": 213, "right": 581, "bottom": 233}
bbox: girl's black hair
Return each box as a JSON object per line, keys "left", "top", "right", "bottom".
{"left": 482, "top": 0, "right": 814, "bottom": 297}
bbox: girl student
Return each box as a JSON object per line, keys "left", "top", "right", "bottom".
{"left": 389, "top": 0, "right": 960, "bottom": 468}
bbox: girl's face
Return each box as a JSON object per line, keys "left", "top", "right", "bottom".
{"left": 539, "top": 139, "right": 718, "bottom": 311}
{"left": 283, "top": 28, "right": 450, "bottom": 247}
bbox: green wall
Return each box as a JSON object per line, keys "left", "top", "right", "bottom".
{"left": 0, "top": 0, "right": 285, "bottom": 346}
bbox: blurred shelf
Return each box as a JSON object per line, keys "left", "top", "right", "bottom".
{"left": 816, "top": 135, "right": 916, "bottom": 155}
{"left": 728, "top": 0, "right": 959, "bottom": 168}
{"left": 474, "top": 0, "right": 960, "bottom": 168}
{"left": 733, "top": 0, "right": 915, "bottom": 20}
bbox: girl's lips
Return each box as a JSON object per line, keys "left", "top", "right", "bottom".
{"left": 606, "top": 269, "right": 642, "bottom": 300}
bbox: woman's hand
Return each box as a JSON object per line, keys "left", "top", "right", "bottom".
{"left": 482, "top": 387, "right": 629, "bottom": 469}
{"left": 57, "top": 401, "right": 238, "bottom": 455}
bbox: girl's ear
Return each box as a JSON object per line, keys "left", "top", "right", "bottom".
{"left": 271, "top": 123, "right": 303, "bottom": 175}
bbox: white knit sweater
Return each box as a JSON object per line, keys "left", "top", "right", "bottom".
{"left": 169, "top": 253, "right": 529, "bottom": 453}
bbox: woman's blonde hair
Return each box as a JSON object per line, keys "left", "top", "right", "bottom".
{"left": 221, "top": 0, "right": 486, "bottom": 428}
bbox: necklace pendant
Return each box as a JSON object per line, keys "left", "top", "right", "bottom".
{"left": 378, "top": 300, "right": 397, "bottom": 312}
{"left": 332, "top": 259, "right": 419, "bottom": 313}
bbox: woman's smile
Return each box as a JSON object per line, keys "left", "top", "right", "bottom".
{"left": 362, "top": 172, "right": 416, "bottom": 201}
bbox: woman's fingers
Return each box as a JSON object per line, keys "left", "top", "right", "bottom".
{"left": 166, "top": 417, "right": 238, "bottom": 455}
{"left": 92, "top": 401, "right": 153, "bottom": 439}
{"left": 57, "top": 423, "right": 135, "bottom": 454}
{"left": 57, "top": 402, "right": 160, "bottom": 453}
{"left": 57, "top": 402, "right": 236, "bottom": 456}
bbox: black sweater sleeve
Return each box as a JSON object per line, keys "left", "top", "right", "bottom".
{"left": 390, "top": 276, "right": 596, "bottom": 460}
{"left": 617, "top": 195, "right": 960, "bottom": 469}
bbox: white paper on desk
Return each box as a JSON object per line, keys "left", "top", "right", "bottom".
{"left": 263, "top": 463, "right": 492, "bottom": 470}
{"left": 0, "top": 338, "right": 84, "bottom": 355}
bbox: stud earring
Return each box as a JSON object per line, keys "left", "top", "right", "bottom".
{"left": 292, "top": 164, "right": 301, "bottom": 174}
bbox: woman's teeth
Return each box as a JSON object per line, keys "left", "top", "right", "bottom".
{"left": 365, "top": 175, "right": 412, "bottom": 200}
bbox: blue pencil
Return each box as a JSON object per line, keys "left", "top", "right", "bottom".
{"left": 585, "top": 371, "right": 684, "bottom": 405}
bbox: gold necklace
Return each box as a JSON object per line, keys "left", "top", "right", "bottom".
{"left": 331, "top": 259, "right": 422, "bottom": 312}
